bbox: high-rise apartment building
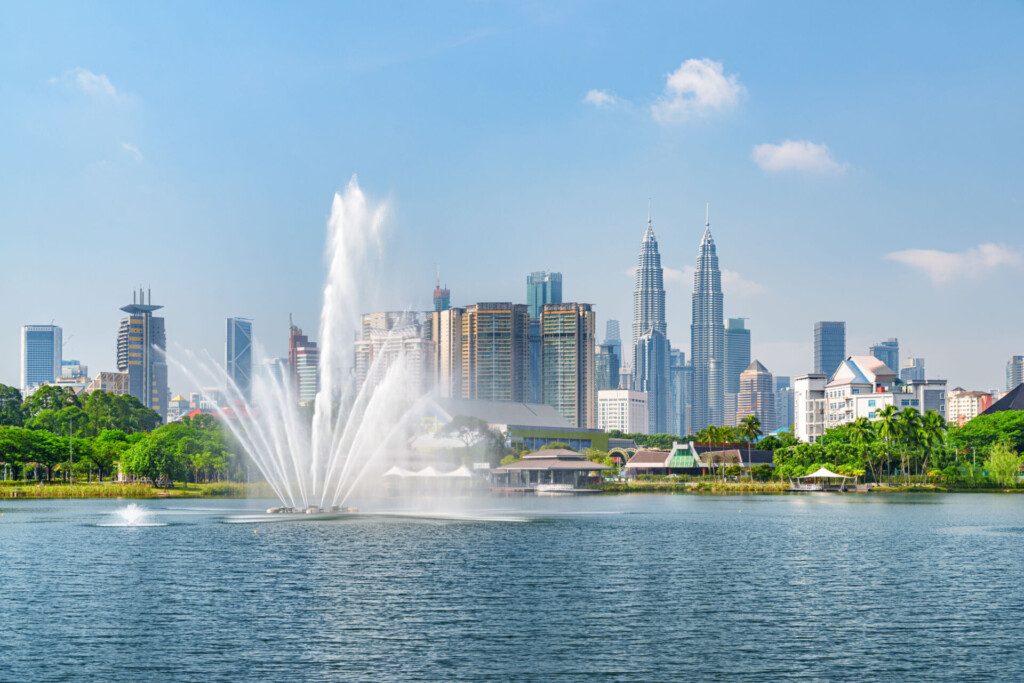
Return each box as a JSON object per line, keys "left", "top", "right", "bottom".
{"left": 288, "top": 317, "right": 319, "bottom": 405}
{"left": 526, "top": 271, "right": 563, "bottom": 320}
{"left": 635, "top": 328, "right": 671, "bottom": 434}
{"left": 691, "top": 208, "right": 724, "bottom": 431}
{"left": 20, "top": 324, "right": 62, "bottom": 392}
{"left": 737, "top": 360, "right": 775, "bottom": 429}
{"left": 226, "top": 317, "right": 253, "bottom": 400}
{"left": 814, "top": 321, "right": 846, "bottom": 378}
{"left": 1006, "top": 355, "right": 1024, "bottom": 391}
{"left": 946, "top": 388, "right": 994, "bottom": 426}
{"left": 540, "top": 303, "right": 596, "bottom": 428}
{"left": 117, "top": 289, "right": 167, "bottom": 419}
{"left": 670, "top": 348, "right": 692, "bottom": 437}
{"left": 900, "top": 357, "right": 925, "bottom": 383}
{"left": 355, "top": 312, "right": 434, "bottom": 395}
{"left": 431, "top": 307, "right": 464, "bottom": 398}
{"left": 869, "top": 338, "right": 900, "bottom": 374}
{"left": 597, "top": 389, "right": 648, "bottom": 433}
{"left": 461, "top": 303, "right": 530, "bottom": 402}
{"left": 723, "top": 318, "right": 750, "bottom": 425}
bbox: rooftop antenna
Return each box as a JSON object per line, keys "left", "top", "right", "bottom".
{"left": 147, "top": 287, "right": 151, "bottom": 305}
{"left": 132, "top": 290, "right": 137, "bottom": 305}
{"left": 435, "top": 264, "right": 441, "bottom": 287}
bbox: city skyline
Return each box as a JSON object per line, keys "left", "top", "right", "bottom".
{"left": 2, "top": 3, "right": 1023, "bottom": 391}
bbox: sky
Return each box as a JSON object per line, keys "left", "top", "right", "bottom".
{"left": 1, "top": 1, "right": 1022, "bottom": 393}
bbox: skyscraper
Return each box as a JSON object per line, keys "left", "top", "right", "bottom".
{"left": 595, "top": 342, "right": 619, "bottom": 392}
{"left": 1006, "top": 355, "right": 1024, "bottom": 391}
{"left": 773, "top": 375, "right": 793, "bottom": 432}
{"left": 723, "top": 318, "right": 751, "bottom": 425}
{"left": 603, "top": 319, "right": 622, "bottom": 388}
{"left": 20, "top": 324, "right": 62, "bottom": 393}
{"left": 461, "top": 303, "right": 530, "bottom": 402}
{"left": 869, "top": 338, "right": 900, "bottom": 374}
{"left": 691, "top": 207, "right": 724, "bottom": 431}
{"left": 226, "top": 317, "right": 253, "bottom": 400}
{"left": 632, "top": 219, "right": 666, "bottom": 349}
{"left": 814, "top": 321, "right": 846, "bottom": 378}
{"left": 288, "top": 317, "right": 319, "bottom": 405}
{"left": 526, "top": 271, "right": 563, "bottom": 320}
{"left": 737, "top": 360, "right": 775, "bottom": 429}
{"left": 117, "top": 289, "right": 167, "bottom": 419}
{"left": 900, "top": 357, "right": 926, "bottom": 383}
{"left": 540, "top": 303, "right": 596, "bottom": 428}
{"left": 432, "top": 277, "right": 451, "bottom": 312}
{"left": 670, "top": 348, "right": 692, "bottom": 437}
{"left": 528, "top": 271, "right": 562, "bottom": 402}
{"left": 632, "top": 215, "right": 671, "bottom": 433}
{"left": 635, "top": 328, "right": 671, "bottom": 434}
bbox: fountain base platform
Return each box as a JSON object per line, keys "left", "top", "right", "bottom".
{"left": 266, "top": 505, "right": 358, "bottom": 516}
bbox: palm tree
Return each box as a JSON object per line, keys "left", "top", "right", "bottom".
{"left": 849, "top": 417, "right": 875, "bottom": 482}
{"left": 739, "top": 414, "right": 762, "bottom": 475}
{"left": 876, "top": 405, "right": 899, "bottom": 482}
{"left": 897, "top": 407, "right": 923, "bottom": 484}
{"left": 920, "top": 410, "right": 947, "bottom": 483}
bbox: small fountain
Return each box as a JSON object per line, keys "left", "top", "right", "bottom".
{"left": 171, "top": 177, "right": 433, "bottom": 517}
{"left": 100, "top": 503, "right": 166, "bottom": 527}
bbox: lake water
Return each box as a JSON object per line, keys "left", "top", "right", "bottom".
{"left": 1, "top": 493, "right": 1023, "bottom": 681}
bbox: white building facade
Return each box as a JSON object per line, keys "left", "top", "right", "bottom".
{"left": 793, "top": 373, "right": 827, "bottom": 443}
{"left": 597, "top": 389, "right": 649, "bottom": 433}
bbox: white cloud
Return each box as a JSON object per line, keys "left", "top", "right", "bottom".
{"left": 50, "top": 67, "right": 121, "bottom": 99}
{"left": 751, "top": 140, "right": 845, "bottom": 174}
{"left": 121, "top": 142, "right": 143, "bottom": 163}
{"left": 650, "top": 58, "right": 743, "bottom": 124}
{"left": 651, "top": 265, "right": 764, "bottom": 296}
{"left": 884, "top": 243, "right": 1023, "bottom": 284}
{"left": 583, "top": 89, "right": 618, "bottom": 107}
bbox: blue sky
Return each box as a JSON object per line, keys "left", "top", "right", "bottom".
{"left": 1, "top": 1, "right": 1022, "bottom": 392}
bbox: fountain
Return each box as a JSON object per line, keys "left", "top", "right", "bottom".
{"left": 100, "top": 503, "right": 166, "bottom": 527}
{"left": 172, "top": 177, "right": 433, "bottom": 517}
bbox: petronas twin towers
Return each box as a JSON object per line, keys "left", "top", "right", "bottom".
{"left": 632, "top": 207, "right": 723, "bottom": 434}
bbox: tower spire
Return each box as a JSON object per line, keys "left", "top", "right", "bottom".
{"left": 647, "top": 198, "right": 652, "bottom": 226}
{"left": 705, "top": 202, "right": 710, "bottom": 228}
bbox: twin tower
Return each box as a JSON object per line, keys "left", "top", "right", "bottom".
{"left": 632, "top": 208, "right": 723, "bottom": 434}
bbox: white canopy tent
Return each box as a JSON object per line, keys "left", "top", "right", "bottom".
{"left": 797, "top": 467, "right": 852, "bottom": 480}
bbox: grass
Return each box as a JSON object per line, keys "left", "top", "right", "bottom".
{"left": 0, "top": 480, "right": 271, "bottom": 499}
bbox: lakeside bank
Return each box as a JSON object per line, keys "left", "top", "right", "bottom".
{"left": 0, "top": 481, "right": 269, "bottom": 499}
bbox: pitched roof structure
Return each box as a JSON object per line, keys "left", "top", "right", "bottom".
{"left": 982, "top": 383, "right": 1024, "bottom": 414}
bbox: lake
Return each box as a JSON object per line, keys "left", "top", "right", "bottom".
{"left": 1, "top": 493, "right": 1022, "bottom": 681}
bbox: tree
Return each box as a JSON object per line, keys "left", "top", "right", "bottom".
{"left": 21, "top": 385, "right": 80, "bottom": 418}
{"left": 89, "top": 429, "right": 131, "bottom": 479}
{"left": 0, "top": 385, "right": 24, "bottom": 426}
{"left": 848, "top": 418, "right": 876, "bottom": 481}
{"left": 950, "top": 411, "right": 1024, "bottom": 456}
{"left": 920, "top": 410, "right": 947, "bottom": 482}
{"left": 739, "top": 414, "right": 762, "bottom": 473}
{"left": 875, "top": 405, "right": 899, "bottom": 480}
{"left": 984, "top": 441, "right": 1021, "bottom": 487}
{"left": 897, "top": 407, "right": 923, "bottom": 482}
